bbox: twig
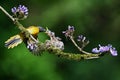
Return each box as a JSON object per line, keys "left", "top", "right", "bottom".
{"left": 0, "top": 6, "right": 14, "bottom": 21}
{"left": 70, "top": 36, "right": 91, "bottom": 54}
{"left": 30, "top": 34, "right": 39, "bottom": 43}
{"left": 0, "top": 6, "right": 31, "bottom": 39}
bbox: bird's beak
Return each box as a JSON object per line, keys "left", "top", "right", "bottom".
{"left": 38, "top": 26, "right": 46, "bottom": 32}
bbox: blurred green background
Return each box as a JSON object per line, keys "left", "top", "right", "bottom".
{"left": 0, "top": 0, "right": 120, "bottom": 80}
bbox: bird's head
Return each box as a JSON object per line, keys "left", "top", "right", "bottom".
{"left": 38, "top": 26, "right": 46, "bottom": 32}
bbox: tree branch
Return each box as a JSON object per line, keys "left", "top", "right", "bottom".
{"left": 46, "top": 46, "right": 99, "bottom": 60}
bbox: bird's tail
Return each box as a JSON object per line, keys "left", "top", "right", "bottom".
{"left": 5, "top": 34, "right": 23, "bottom": 49}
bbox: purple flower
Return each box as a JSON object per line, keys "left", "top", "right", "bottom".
{"left": 68, "top": 25, "right": 74, "bottom": 32}
{"left": 77, "top": 35, "right": 89, "bottom": 42}
{"left": 18, "top": 5, "right": 28, "bottom": 15}
{"left": 77, "top": 35, "right": 84, "bottom": 41}
{"left": 11, "top": 5, "right": 28, "bottom": 19}
{"left": 11, "top": 7, "right": 17, "bottom": 13}
{"left": 92, "top": 48, "right": 100, "bottom": 53}
{"left": 98, "top": 44, "right": 110, "bottom": 53}
{"left": 27, "top": 43, "right": 38, "bottom": 51}
{"left": 77, "top": 35, "right": 89, "bottom": 48}
{"left": 62, "top": 25, "right": 75, "bottom": 37}
{"left": 27, "top": 42, "right": 41, "bottom": 55}
{"left": 92, "top": 44, "right": 118, "bottom": 56}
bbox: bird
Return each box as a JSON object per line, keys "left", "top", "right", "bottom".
{"left": 5, "top": 26, "right": 46, "bottom": 49}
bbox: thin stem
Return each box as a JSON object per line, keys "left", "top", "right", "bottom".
{"left": 70, "top": 36, "right": 91, "bottom": 54}
{"left": 70, "top": 36, "right": 82, "bottom": 51}
{"left": 30, "top": 34, "right": 39, "bottom": 43}
{"left": 0, "top": 6, "right": 14, "bottom": 21}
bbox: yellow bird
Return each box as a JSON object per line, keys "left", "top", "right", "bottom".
{"left": 5, "top": 26, "right": 45, "bottom": 49}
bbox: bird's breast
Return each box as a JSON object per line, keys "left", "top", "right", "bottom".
{"left": 26, "top": 26, "right": 39, "bottom": 35}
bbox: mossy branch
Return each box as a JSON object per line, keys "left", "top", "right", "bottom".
{"left": 36, "top": 40, "right": 100, "bottom": 61}
{"left": 46, "top": 47, "right": 99, "bottom": 60}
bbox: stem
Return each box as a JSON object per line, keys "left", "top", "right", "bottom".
{"left": 70, "top": 36, "right": 91, "bottom": 54}
{"left": 30, "top": 34, "right": 39, "bottom": 43}
{"left": 0, "top": 6, "right": 14, "bottom": 21}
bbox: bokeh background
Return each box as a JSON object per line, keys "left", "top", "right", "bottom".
{"left": 0, "top": 0, "right": 120, "bottom": 80}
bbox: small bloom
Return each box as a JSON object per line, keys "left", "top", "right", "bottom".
{"left": 98, "top": 44, "right": 110, "bottom": 53}
{"left": 11, "top": 7, "right": 17, "bottom": 13}
{"left": 68, "top": 25, "right": 74, "bottom": 32}
{"left": 18, "top": 5, "right": 28, "bottom": 15}
{"left": 77, "top": 35, "right": 89, "bottom": 48}
{"left": 110, "top": 47, "right": 118, "bottom": 56}
{"left": 77, "top": 35, "right": 89, "bottom": 42}
{"left": 77, "top": 35, "right": 84, "bottom": 41}
{"left": 27, "top": 42, "right": 38, "bottom": 52}
{"left": 62, "top": 25, "right": 75, "bottom": 37}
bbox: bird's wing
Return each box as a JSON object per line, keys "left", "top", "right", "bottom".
{"left": 5, "top": 34, "right": 23, "bottom": 49}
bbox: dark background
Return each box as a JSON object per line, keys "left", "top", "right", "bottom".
{"left": 0, "top": 0, "right": 120, "bottom": 80}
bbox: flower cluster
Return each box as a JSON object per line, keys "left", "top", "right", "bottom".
{"left": 11, "top": 5, "right": 28, "bottom": 20}
{"left": 46, "top": 29, "right": 64, "bottom": 50}
{"left": 27, "top": 41, "right": 40, "bottom": 55}
{"left": 92, "top": 44, "right": 118, "bottom": 56}
{"left": 27, "top": 42, "right": 37, "bottom": 51}
{"left": 62, "top": 25, "right": 74, "bottom": 38}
